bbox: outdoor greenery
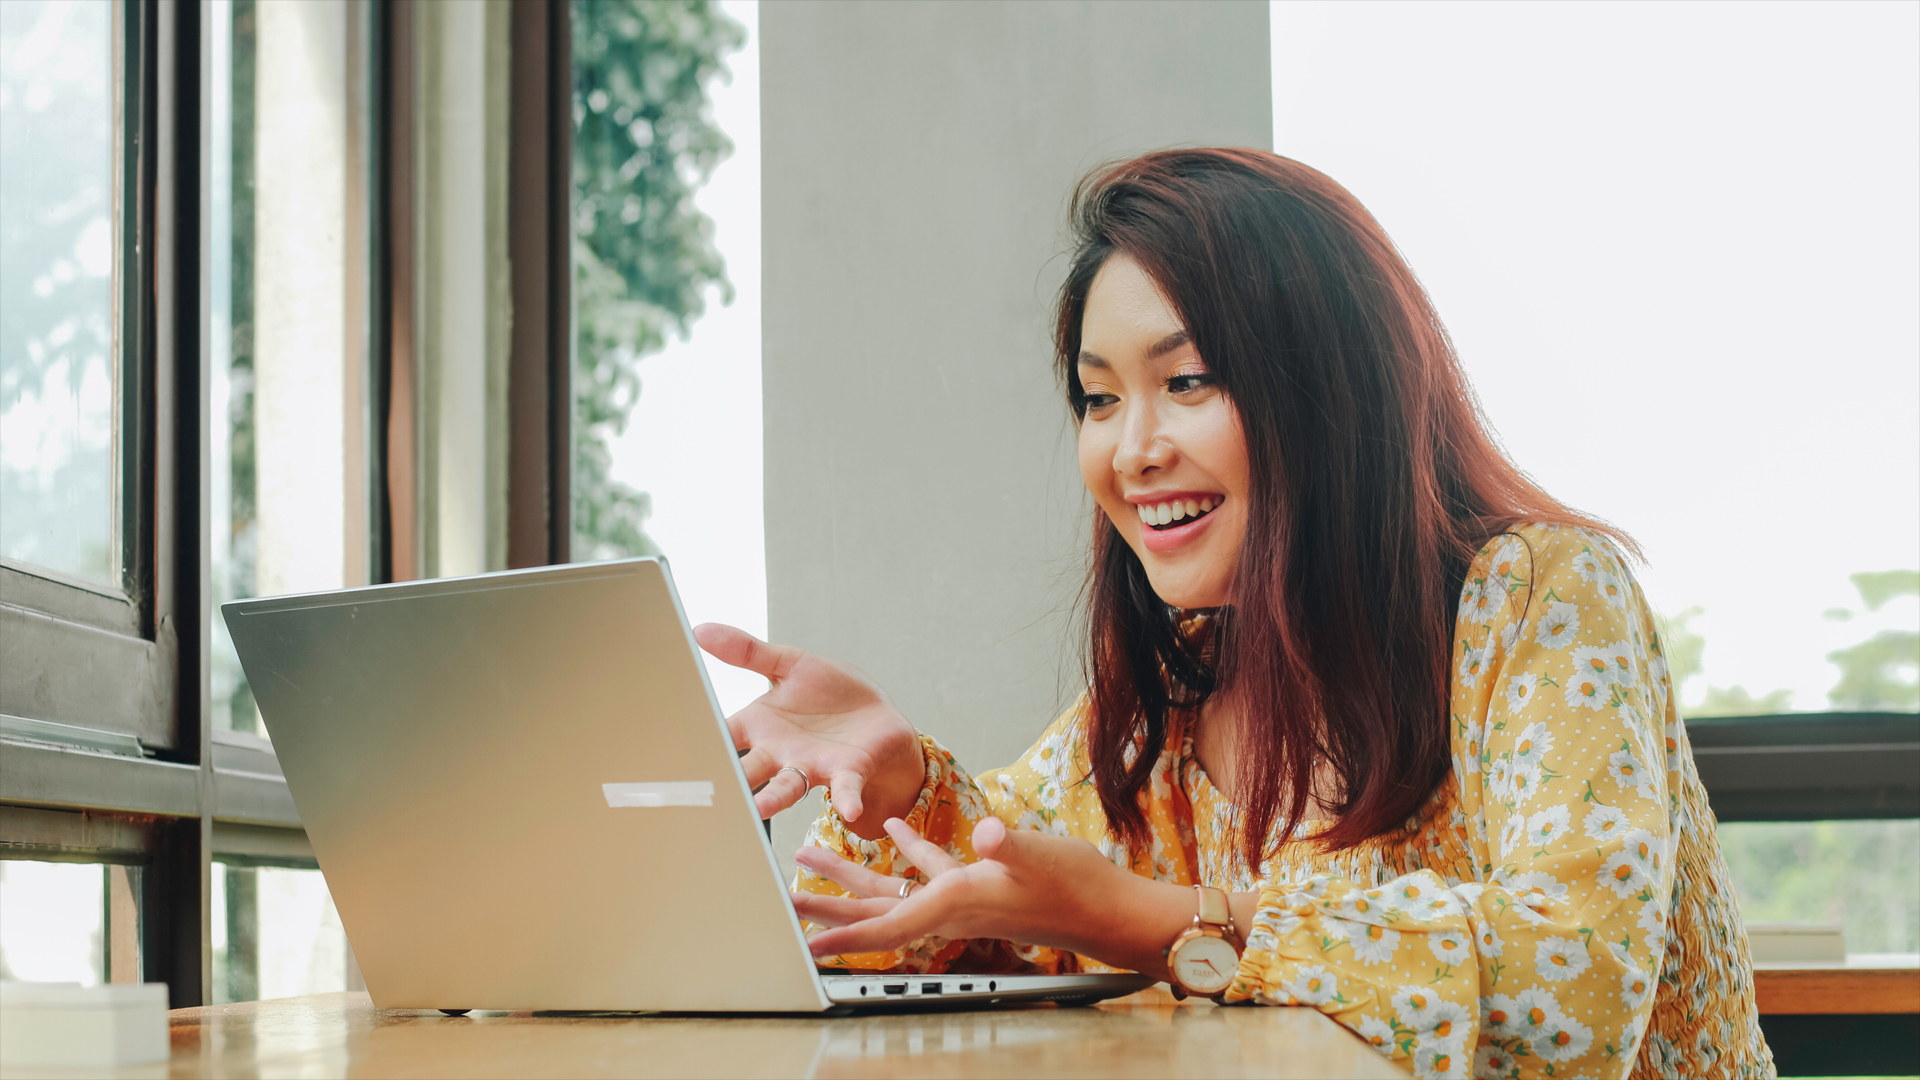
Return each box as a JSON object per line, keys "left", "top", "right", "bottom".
{"left": 569, "top": 0, "right": 744, "bottom": 561}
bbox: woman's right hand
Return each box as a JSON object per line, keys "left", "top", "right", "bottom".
{"left": 694, "top": 623, "right": 926, "bottom": 840}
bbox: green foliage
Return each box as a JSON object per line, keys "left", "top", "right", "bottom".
{"left": 1717, "top": 819, "right": 1919, "bottom": 953}
{"left": 570, "top": 0, "right": 743, "bottom": 561}
{"left": 1827, "top": 571, "right": 1920, "bottom": 711}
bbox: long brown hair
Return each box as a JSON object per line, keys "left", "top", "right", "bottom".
{"left": 1057, "top": 149, "right": 1629, "bottom": 866}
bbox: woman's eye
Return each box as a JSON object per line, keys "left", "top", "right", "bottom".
{"left": 1079, "top": 393, "right": 1120, "bottom": 415}
{"left": 1167, "top": 373, "right": 1215, "bottom": 395}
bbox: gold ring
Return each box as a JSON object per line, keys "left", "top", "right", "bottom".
{"left": 898, "top": 879, "right": 916, "bottom": 900}
{"left": 778, "top": 764, "right": 811, "bottom": 790}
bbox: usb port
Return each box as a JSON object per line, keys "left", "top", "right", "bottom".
{"left": 922, "top": 982, "right": 943, "bottom": 995}
{"left": 882, "top": 983, "right": 907, "bottom": 995}
{"left": 957, "top": 983, "right": 973, "bottom": 991}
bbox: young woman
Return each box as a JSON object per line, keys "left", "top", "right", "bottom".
{"left": 697, "top": 149, "right": 1771, "bottom": 1079}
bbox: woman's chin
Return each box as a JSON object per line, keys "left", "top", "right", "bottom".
{"left": 1143, "top": 573, "right": 1231, "bottom": 612}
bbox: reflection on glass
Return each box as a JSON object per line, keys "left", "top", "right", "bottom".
{"left": 0, "top": 861, "right": 104, "bottom": 984}
{"left": 1721, "top": 819, "right": 1919, "bottom": 955}
{"left": 213, "top": 863, "right": 349, "bottom": 1004}
{"left": 0, "top": 0, "right": 115, "bottom": 584}
{"left": 209, "top": 0, "right": 262, "bottom": 735}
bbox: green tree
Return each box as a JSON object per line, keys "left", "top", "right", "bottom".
{"left": 570, "top": 0, "right": 744, "bottom": 561}
{"left": 1825, "top": 570, "right": 1920, "bottom": 711}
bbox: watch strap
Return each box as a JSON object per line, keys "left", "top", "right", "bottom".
{"left": 1194, "top": 884, "right": 1232, "bottom": 931}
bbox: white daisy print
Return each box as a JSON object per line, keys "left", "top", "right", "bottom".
{"left": 1473, "top": 1043, "right": 1521, "bottom": 1079}
{"left": 1603, "top": 637, "right": 1638, "bottom": 683}
{"left": 1281, "top": 964, "right": 1340, "bottom": 1006}
{"left": 1506, "top": 870, "right": 1568, "bottom": 909}
{"left": 1498, "top": 814, "right": 1526, "bottom": 857}
{"left": 1353, "top": 1014, "right": 1397, "bottom": 1056}
{"left": 1609, "top": 747, "right": 1650, "bottom": 794}
{"left": 1337, "top": 889, "right": 1390, "bottom": 924}
{"left": 1620, "top": 961, "right": 1654, "bottom": 1010}
{"left": 1459, "top": 717, "right": 1485, "bottom": 774}
{"left": 1572, "top": 546, "right": 1608, "bottom": 583}
{"left": 1415, "top": 998, "right": 1472, "bottom": 1049}
{"left": 1534, "top": 1011, "right": 1594, "bottom": 1062}
{"left": 1472, "top": 917, "right": 1504, "bottom": 959}
{"left": 1623, "top": 828, "right": 1662, "bottom": 875}
{"left": 1534, "top": 601, "right": 1580, "bottom": 649}
{"left": 1534, "top": 936, "right": 1591, "bottom": 983}
{"left": 1392, "top": 984, "right": 1444, "bottom": 1027}
{"left": 1663, "top": 718, "right": 1682, "bottom": 772}
{"left": 1507, "top": 987, "right": 1565, "bottom": 1044}
{"left": 1510, "top": 721, "right": 1555, "bottom": 769}
{"left": 1457, "top": 636, "right": 1492, "bottom": 688}
{"left": 1637, "top": 899, "right": 1669, "bottom": 950}
{"left": 1384, "top": 876, "right": 1440, "bottom": 913}
{"left": 1509, "top": 764, "right": 1543, "bottom": 803}
{"left": 1596, "top": 574, "right": 1629, "bottom": 609}
{"left": 1012, "top": 809, "right": 1070, "bottom": 836}
{"left": 1525, "top": 804, "right": 1572, "bottom": 848}
{"left": 1500, "top": 616, "right": 1525, "bottom": 655}
{"left": 1564, "top": 670, "right": 1611, "bottom": 710}
{"left": 1457, "top": 576, "right": 1493, "bottom": 622}
{"left": 1342, "top": 919, "right": 1402, "bottom": 965}
{"left": 1412, "top": 1043, "right": 1466, "bottom": 1080}
{"left": 1570, "top": 644, "right": 1618, "bottom": 686}
{"left": 1584, "top": 802, "right": 1630, "bottom": 841}
{"left": 1599, "top": 849, "right": 1650, "bottom": 898}
{"left": 1487, "top": 754, "right": 1514, "bottom": 799}
{"left": 1429, "top": 928, "right": 1472, "bottom": 966}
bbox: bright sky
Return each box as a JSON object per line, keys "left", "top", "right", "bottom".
{"left": 611, "top": 0, "right": 1919, "bottom": 716}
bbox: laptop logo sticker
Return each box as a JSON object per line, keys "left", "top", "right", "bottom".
{"left": 603, "top": 781, "right": 715, "bottom": 808}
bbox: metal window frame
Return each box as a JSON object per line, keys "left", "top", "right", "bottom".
{"left": 1690, "top": 711, "right": 1919, "bottom": 822}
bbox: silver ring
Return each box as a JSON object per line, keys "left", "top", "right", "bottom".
{"left": 778, "top": 764, "right": 811, "bottom": 790}
{"left": 898, "top": 879, "right": 916, "bottom": 900}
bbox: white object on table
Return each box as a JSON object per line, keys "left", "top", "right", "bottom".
{"left": 1745, "top": 922, "right": 1847, "bottom": 963}
{"left": 0, "top": 982, "right": 169, "bottom": 1067}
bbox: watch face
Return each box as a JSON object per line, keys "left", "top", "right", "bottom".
{"left": 1171, "top": 933, "right": 1239, "bottom": 995}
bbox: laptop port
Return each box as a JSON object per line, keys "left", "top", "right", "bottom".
{"left": 883, "top": 983, "right": 907, "bottom": 995}
{"left": 922, "top": 982, "right": 942, "bottom": 995}
{"left": 957, "top": 983, "right": 973, "bottom": 991}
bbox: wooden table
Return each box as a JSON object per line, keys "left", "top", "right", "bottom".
{"left": 7, "top": 989, "right": 1405, "bottom": 1079}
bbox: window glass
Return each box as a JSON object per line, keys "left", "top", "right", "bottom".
{"left": 208, "top": 0, "right": 261, "bottom": 735}
{"left": 0, "top": 0, "right": 116, "bottom": 585}
{"left": 0, "top": 861, "right": 105, "bottom": 984}
{"left": 212, "top": 863, "right": 348, "bottom": 1003}
{"left": 1718, "top": 819, "right": 1919, "bottom": 955}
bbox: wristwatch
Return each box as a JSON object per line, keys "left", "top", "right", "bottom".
{"left": 1164, "top": 885, "right": 1242, "bottom": 1000}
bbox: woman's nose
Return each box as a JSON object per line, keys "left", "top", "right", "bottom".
{"left": 1113, "top": 402, "right": 1173, "bottom": 476}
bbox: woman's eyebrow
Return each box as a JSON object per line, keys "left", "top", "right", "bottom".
{"left": 1077, "top": 351, "right": 1110, "bottom": 369}
{"left": 1147, "top": 329, "right": 1192, "bottom": 359}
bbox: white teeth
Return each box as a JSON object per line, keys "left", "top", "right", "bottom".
{"left": 1184, "top": 498, "right": 1200, "bottom": 518}
{"left": 1137, "top": 504, "right": 1152, "bottom": 524}
{"left": 1200, "top": 497, "right": 1214, "bottom": 513}
{"left": 1170, "top": 502, "right": 1187, "bottom": 522}
{"left": 1155, "top": 503, "right": 1173, "bottom": 526}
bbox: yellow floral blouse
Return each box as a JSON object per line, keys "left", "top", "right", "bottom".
{"left": 796, "top": 525, "right": 1773, "bottom": 1079}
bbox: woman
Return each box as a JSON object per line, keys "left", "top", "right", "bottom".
{"left": 697, "top": 149, "right": 1770, "bottom": 1079}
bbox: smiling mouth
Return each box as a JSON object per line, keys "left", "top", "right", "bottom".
{"left": 1136, "top": 496, "right": 1223, "bottom": 531}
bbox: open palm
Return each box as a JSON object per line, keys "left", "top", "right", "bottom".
{"left": 695, "top": 623, "right": 925, "bottom": 838}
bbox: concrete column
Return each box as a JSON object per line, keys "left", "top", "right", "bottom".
{"left": 761, "top": 1, "right": 1271, "bottom": 862}
{"left": 253, "top": 0, "right": 352, "bottom": 598}
{"left": 415, "top": 0, "right": 511, "bottom": 579}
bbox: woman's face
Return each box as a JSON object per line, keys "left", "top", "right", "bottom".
{"left": 1076, "top": 254, "right": 1249, "bottom": 610}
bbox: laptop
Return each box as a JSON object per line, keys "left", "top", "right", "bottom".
{"left": 223, "top": 558, "right": 1152, "bottom": 1013}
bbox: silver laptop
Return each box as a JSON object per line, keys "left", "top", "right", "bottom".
{"left": 223, "top": 558, "right": 1151, "bottom": 1013}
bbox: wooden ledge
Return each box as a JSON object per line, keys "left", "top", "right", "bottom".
{"left": 1754, "top": 955, "right": 1920, "bottom": 1015}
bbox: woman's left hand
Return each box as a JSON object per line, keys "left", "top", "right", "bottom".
{"left": 792, "top": 816, "right": 1187, "bottom": 976}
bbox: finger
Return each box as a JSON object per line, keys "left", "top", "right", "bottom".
{"left": 790, "top": 891, "right": 897, "bottom": 928}
{"left": 753, "top": 765, "right": 812, "bottom": 819}
{"left": 971, "top": 815, "right": 1011, "bottom": 861}
{"left": 806, "top": 893, "right": 946, "bottom": 958}
{"left": 828, "top": 769, "right": 866, "bottom": 823}
{"left": 883, "top": 818, "right": 963, "bottom": 876}
{"left": 795, "top": 846, "right": 917, "bottom": 899}
{"left": 693, "top": 623, "right": 804, "bottom": 682}
{"left": 736, "top": 745, "right": 781, "bottom": 790}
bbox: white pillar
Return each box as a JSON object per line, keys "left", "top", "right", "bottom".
{"left": 761, "top": 1, "right": 1272, "bottom": 865}
{"left": 415, "top": 0, "right": 511, "bottom": 579}
{"left": 253, "top": 0, "right": 349, "bottom": 598}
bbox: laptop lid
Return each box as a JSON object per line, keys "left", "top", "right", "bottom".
{"left": 224, "top": 559, "right": 831, "bottom": 1012}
